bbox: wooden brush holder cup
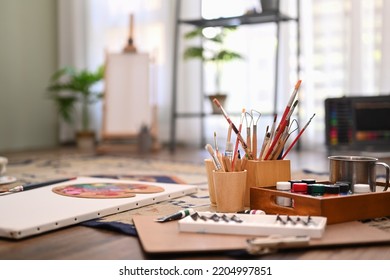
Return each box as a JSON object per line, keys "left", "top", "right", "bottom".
{"left": 245, "top": 160, "right": 291, "bottom": 207}
{"left": 204, "top": 159, "right": 217, "bottom": 206}
{"left": 213, "top": 170, "right": 247, "bottom": 213}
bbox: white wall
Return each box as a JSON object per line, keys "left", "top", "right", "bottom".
{"left": 0, "top": 0, "right": 58, "bottom": 152}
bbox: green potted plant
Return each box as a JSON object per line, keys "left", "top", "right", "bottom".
{"left": 47, "top": 65, "right": 104, "bottom": 150}
{"left": 183, "top": 26, "right": 243, "bottom": 113}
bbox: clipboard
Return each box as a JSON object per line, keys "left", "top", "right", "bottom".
{"left": 133, "top": 215, "right": 390, "bottom": 255}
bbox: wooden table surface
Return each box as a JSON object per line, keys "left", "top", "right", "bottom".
{"left": 1, "top": 225, "right": 390, "bottom": 260}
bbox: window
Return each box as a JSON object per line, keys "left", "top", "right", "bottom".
{"left": 59, "top": 0, "right": 390, "bottom": 150}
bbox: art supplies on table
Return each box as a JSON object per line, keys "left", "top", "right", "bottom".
{"left": 205, "top": 142, "right": 247, "bottom": 172}
{"left": 250, "top": 109, "right": 261, "bottom": 160}
{"left": 0, "top": 176, "right": 197, "bottom": 239}
{"left": 178, "top": 212, "right": 327, "bottom": 238}
{"left": 205, "top": 143, "right": 223, "bottom": 171}
{"left": 213, "top": 170, "right": 247, "bottom": 212}
{"left": 133, "top": 215, "right": 390, "bottom": 255}
{"left": 208, "top": 80, "right": 316, "bottom": 162}
{"left": 232, "top": 108, "right": 245, "bottom": 170}
{"left": 213, "top": 98, "right": 253, "bottom": 160}
{"left": 52, "top": 182, "right": 165, "bottom": 198}
{"left": 7, "top": 177, "right": 77, "bottom": 193}
{"left": 281, "top": 113, "right": 316, "bottom": 159}
{"left": 155, "top": 208, "right": 195, "bottom": 223}
{"left": 250, "top": 181, "right": 390, "bottom": 224}
{"left": 245, "top": 159, "right": 291, "bottom": 206}
{"left": 237, "top": 209, "right": 265, "bottom": 215}
{"left": 90, "top": 174, "right": 186, "bottom": 184}
{"left": 263, "top": 80, "right": 301, "bottom": 160}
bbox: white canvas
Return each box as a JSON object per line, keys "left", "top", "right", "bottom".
{"left": 0, "top": 177, "right": 197, "bottom": 239}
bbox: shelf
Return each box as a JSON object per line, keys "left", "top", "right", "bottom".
{"left": 179, "top": 11, "right": 297, "bottom": 27}
{"left": 170, "top": 1, "right": 301, "bottom": 151}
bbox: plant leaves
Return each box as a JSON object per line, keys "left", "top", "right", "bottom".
{"left": 215, "top": 50, "right": 243, "bottom": 61}
{"left": 54, "top": 96, "right": 77, "bottom": 124}
{"left": 46, "top": 65, "right": 105, "bottom": 129}
{"left": 183, "top": 47, "right": 206, "bottom": 60}
{"left": 184, "top": 28, "right": 204, "bottom": 39}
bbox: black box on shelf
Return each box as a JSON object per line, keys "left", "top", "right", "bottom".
{"left": 325, "top": 95, "right": 390, "bottom": 151}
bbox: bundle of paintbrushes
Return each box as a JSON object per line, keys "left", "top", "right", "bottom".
{"left": 212, "top": 80, "right": 316, "bottom": 161}
{"left": 205, "top": 130, "right": 248, "bottom": 172}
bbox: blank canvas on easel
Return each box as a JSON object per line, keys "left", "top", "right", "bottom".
{"left": 103, "top": 53, "right": 150, "bottom": 138}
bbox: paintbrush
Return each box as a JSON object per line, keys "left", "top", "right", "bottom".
{"left": 213, "top": 99, "right": 253, "bottom": 159}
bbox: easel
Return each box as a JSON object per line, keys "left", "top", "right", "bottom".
{"left": 97, "top": 14, "right": 160, "bottom": 154}
{"left": 123, "top": 14, "right": 137, "bottom": 53}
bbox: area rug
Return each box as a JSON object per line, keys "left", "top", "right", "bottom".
{"left": 2, "top": 150, "right": 388, "bottom": 236}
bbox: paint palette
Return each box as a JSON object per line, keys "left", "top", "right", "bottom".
{"left": 52, "top": 182, "right": 164, "bottom": 199}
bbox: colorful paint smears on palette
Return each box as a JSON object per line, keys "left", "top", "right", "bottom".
{"left": 52, "top": 183, "right": 165, "bottom": 199}
{"left": 91, "top": 175, "right": 185, "bottom": 184}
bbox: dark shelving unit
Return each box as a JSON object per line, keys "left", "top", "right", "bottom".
{"left": 170, "top": 1, "right": 300, "bottom": 152}
{"left": 179, "top": 11, "right": 297, "bottom": 27}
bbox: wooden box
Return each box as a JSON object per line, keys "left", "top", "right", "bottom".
{"left": 245, "top": 160, "right": 291, "bottom": 207}
{"left": 250, "top": 182, "right": 390, "bottom": 224}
